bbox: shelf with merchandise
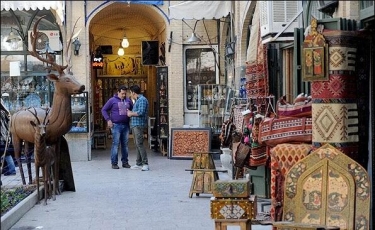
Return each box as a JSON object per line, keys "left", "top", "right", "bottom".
{"left": 69, "top": 92, "right": 89, "bottom": 133}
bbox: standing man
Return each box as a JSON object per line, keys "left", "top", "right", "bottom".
{"left": 101, "top": 85, "right": 133, "bottom": 169}
{"left": 127, "top": 85, "right": 149, "bottom": 171}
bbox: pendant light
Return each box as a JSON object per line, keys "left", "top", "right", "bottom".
{"left": 188, "top": 20, "right": 201, "bottom": 43}
{"left": 6, "top": 28, "right": 22, "bottom": 50}
{"left": 121, "top": 34, "right": 129, "bottom": 48}
{"left": 117, "top": 41, "right": 125, "bottom": 56}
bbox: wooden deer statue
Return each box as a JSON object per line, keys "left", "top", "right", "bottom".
{"left": 29, "top": 107, "right": 56, "bottom": 205}
{"left": 10, "top": 15, "right": 85, "bottom": 187}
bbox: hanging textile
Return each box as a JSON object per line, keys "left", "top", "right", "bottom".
{"left": 245, "top": 3, "right": 269, "bottom": 98}
{"left": 311, "top": 30, "right": 370, "bottom": 163}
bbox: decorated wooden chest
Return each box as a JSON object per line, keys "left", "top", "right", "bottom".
{"left": 210, "top": 196, "right": 257, "bottom": 219}
{"left": 212, "top": 179, "right": 251, "bottom": 198}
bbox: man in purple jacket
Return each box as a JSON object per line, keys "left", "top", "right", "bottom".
{"left": 101, "top": 85, "right": 133, "bottom": 169}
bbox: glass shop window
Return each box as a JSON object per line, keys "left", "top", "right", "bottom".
{"left": 184, "top": 45, "right": 219, "bottom": 111}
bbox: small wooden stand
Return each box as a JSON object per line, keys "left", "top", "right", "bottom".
{"left": 214, "top": 219, "right": 251, "bottom": 230}
{"left": 93, "top": 131, "right": 107, "bottom": 149}
{"left": 186, "top": 152, "right": 226, "bottom": 198}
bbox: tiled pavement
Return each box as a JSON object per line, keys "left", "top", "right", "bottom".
{"left": 3, "top": 140, "right": 271, "bottom": 230}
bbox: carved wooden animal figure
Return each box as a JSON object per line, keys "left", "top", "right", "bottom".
{"left": 10, "top": 15, "right": 85, "bottom": 186}
{"left": 29, "top": 108, "right": 56, "bottom": 205}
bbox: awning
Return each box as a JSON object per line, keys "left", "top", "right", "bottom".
{"left": 169, "top": 1, "right": 231, "bottom": 20}
{"left": 1, "top": 1, "right": 65, "bottom": 25}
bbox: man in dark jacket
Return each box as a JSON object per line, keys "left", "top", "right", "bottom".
{"left": 101, "top": 85, "right": 133, "bottom": 169}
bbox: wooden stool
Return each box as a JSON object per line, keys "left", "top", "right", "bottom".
{"left": 93, "top": 131, "right": 107, "bottom": 149}
{"left": 214, "top": 219, "right": 251, "bottom": 230}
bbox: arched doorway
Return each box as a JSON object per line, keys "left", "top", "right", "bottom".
{"left": 87, "top": 2, "right": 167, "bottom": 131}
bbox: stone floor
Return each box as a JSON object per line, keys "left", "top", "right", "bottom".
{"left": 2, "top": 139, "right": 272, "bottom": 230}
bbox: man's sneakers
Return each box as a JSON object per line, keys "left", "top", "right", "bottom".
{"left": 112, "top": 163, "right": 131, "bottom": 169}
{"left": 130, "top": 165, "right": 142, "bottom": 170}
{"left": 112, "top": 164, "right": 120, "bottom": 169}
{"left": 130, "top": 164, "right": 149, "bottom": 171}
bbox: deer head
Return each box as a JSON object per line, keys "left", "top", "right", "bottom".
{"left": 29, "top": 15, "right": 85, "bottom": 94}
{"left": 29, "top": 107, "right": 50, "bottom": 136}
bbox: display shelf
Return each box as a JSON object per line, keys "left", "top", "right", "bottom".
{"left": 148, "top": 117, "right": 156, "bottom": 149}
{"left": 0, "top": 75, "right": 54, "bottom": 114}
{"left": 156, "top": 66, "right": 168, "bottom": 155}
{"left": 70, "top": 92, "right": 89, "bottom": 133}
{"left": 95, "top": 76, "right": 147, "bottom": 130}
{"left": 198, "top": 84, "right": 228, "bottom": 135}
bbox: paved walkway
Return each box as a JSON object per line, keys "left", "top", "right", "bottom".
{"left": 7, "top": 141, "right": 271, "bottom": 230}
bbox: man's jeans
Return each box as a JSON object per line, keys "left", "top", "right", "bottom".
{"left": 4, "top": 155, "right": 16, "bottom": 174}
{"left": 132, "top": 126, "right": 148, "bottom": 165}
{"left": 110, "top": 123, "right": 129, "bottom": 165}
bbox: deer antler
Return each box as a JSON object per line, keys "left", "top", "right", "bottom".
{"left": 29, "top": 15, "right": 68, "bottom": 75}
{"left": 42, "top": 108, "right": 51, "bottom": 125}
{"left": 64, "top": 17, "right": 81, "bottom": 74}
{"left": 27, "top": 107, "right": 50, "bottom": 125}
{"left": 28, "top": 107, "right": 41, "bottom": 124}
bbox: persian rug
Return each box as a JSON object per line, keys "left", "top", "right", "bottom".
{"left": 311, "top": 30, "right": 369, "bottom": 162}
{"left": 244, "top": 3, "right": 269, "bottom": 98}
{"left": 269, "top": 143, "right": 312, "bottom": 221}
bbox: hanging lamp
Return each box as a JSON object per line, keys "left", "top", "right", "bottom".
{"left": 121, "top": 35, "right": 129, "bottom": 48}
{"left": 188, "top": 20, "right": 201, "bottom": 43}
{"left": 117, "top": 41, "right": 125, "bottom": 56}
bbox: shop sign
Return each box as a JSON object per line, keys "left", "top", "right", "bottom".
{"left": 92, "top": 54, "right": 104, "bottom": 69}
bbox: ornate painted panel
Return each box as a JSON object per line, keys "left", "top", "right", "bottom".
{"left": 281, "top": 144, "right": 370, "bottom": 230}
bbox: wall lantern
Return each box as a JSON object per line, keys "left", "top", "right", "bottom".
{"left": 72, "top": 38, "right": 81, "bottom": 56}
{"left": 225, "top": 42, "right": 235, "bottom": 56}
{"left": 318, "top": 0, "right": 339, "bottom": 17}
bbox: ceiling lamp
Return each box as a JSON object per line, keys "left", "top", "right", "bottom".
{"left": 121, "top": 35, "right": 129, "bottom": 48}
{"left": 6, "top": 28, "right": 22, "bottom": 50}
{"left": 188, "top": 20, "right": 201, "bottom": 43}
{"left": 6, "top": 28, "right": 21, "bottom": 43}
{"left": 117, "top": 41, "right": 125, "bottom": 56}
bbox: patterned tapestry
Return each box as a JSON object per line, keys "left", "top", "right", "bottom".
{"left": 311, "top": 30, "right": 370, "bottom": 164}
{"left": 245, "top": 3, "right": 269, "bottom": 98}
{"left": 269, "top": 143, "right": 312, "bottom": 221}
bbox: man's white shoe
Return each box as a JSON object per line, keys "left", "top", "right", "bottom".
{"left": 141, "top": 165, "right": 149, "bottom": 171}
{"left": 130, "top": 165, "right": 142, "bottom": 170}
